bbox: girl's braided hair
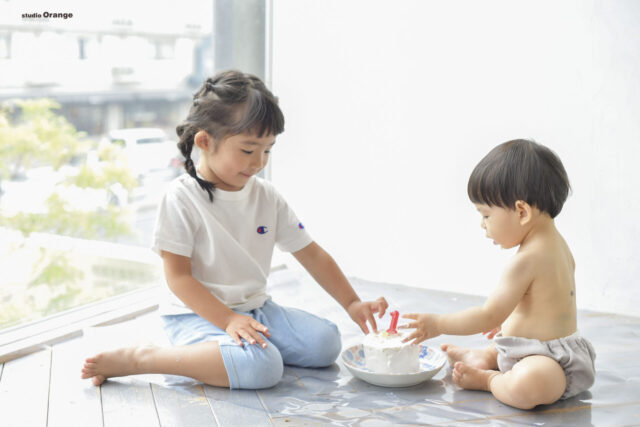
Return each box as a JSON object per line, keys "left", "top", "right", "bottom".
{"left": 176, "top": 70, "right": 285, "bottom": 202}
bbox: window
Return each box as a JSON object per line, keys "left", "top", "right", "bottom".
{"left": 1, "top": 0, "right": 270, "bottom": 360}
{"left": 0, "top": 33, "right": 10, "bottom": 59}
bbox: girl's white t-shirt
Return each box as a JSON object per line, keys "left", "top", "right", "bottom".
{"left": 152, "top": 173, "right": 312, "bottom": 315}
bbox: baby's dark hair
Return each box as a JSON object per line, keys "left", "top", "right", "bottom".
{"left": 467, "top": 139, "right": 571, "bottom": 218}
{"left": 176, "top": 70, "right": 285, "bottom": 201}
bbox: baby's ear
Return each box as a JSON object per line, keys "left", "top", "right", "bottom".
{"left": 515, "top": 200, "right": 533, "bottom": 225}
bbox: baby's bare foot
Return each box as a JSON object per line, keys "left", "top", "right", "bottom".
{"left": 81, "top": 347, "right": 145, "bottom": 386}
{"left": 452, "top": 362, "right": 499, "bottom": 391}
{"left": 440, "top": 344, "right": 498, "bottom": 370}
{"left": 91, "top": 375, "right": 106, "bottom": 386}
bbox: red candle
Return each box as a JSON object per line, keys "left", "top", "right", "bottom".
{"left": 387, "top": 310, "right": 399, "bottom": 334}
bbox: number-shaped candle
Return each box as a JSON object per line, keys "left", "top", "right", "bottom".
{"left": 387, "top": 310, "right": 399, "bottom": 334}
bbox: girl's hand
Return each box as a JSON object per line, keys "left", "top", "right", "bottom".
{"left": 225, "top": 313, "right": 271, "bottom": 348}
{"left": 347, "top": 297, "right": 389, "bottom": 334}
{"left": 483, "top": 326, "right": 501, "bottom": 339}
{"left": 400, "top": 313, "right": 440, "bottom": 344}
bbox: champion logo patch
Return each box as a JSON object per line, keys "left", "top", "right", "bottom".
{"left": 257, "top": 226, "right": 268, "bottom": 234}
{"left": 298, "top": 222, "right": 304, "bottom": 229}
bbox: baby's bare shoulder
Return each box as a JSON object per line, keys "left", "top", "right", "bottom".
{"left": 509, "top": 247, "right": 544, "bottom": 271}
{"left": 512, "top": 239, "right": 573, "bottom": 282}
{"left": 501, "top": 250, "right": 540, "bottom": 286}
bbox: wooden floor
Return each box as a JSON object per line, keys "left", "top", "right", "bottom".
{"left": 0, "top": 337, "right": 284, "bottom": 426}
{"left": 2, "top": 271, "right": 640, "bottom": 426}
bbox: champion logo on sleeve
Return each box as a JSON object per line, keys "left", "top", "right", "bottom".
{"left": 257, "top": 226, "right": 268, "bottom": 234}
{"left": 298, "top": 222, "right": 304, "bottom": 229}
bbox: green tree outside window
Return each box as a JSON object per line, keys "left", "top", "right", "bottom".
{"left": 0, "top": 99, "right": 158, "bottom": 330}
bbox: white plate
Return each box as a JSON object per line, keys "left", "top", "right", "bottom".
{"left": 341, "top": 344, "right": 446, "bottom": 387}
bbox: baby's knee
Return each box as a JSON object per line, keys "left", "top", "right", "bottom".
{"left": 230, "top": 344, "right": 284, "bottom": 389}
{"left": 505, "top": 365, "right": 564, "bottom": 409}
{"left": 306, "top": 322, "right": 341, "bottom": 367}
{"left": 505, "top": 373, "right": 540, "bottom": 409}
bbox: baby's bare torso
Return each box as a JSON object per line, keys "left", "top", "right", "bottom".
{"left": 501, "top": 229, "right": 577, "bottom": 342}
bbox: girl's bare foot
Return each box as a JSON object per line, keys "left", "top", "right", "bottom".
{"left": 81, "top": 347, "right": 149, "bottom": 386}
{"left": 452, "top": 361, "right": 500, "bottom": 391}
{"left": 440, "top": 343, "right": 498, "bottom": 370}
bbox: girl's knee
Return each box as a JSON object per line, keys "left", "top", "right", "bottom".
{"left": 230, "top": 344, "right": 284, "bottom": 389}
{"left": 307, "top": 322, "right": 341, "bottom": 367}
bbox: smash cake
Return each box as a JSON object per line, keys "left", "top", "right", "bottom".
{"left": 362, "top": 310, "right": 421, "bottom": 374}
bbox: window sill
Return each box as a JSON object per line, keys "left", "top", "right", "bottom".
{"left": 0, "top": 264, "right": 291, "bottom": 363}
{"left": 0, "top": 286, "right": 160, "bottom": 363}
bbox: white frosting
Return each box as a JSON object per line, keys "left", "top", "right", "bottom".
{"left": 362, "top": 330, "right": 420, "bottom": 374}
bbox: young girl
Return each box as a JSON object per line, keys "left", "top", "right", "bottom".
{"left": 81, "top": 70, "right": 388, "bottom": 389}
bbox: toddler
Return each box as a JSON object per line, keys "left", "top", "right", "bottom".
{"left": 403, "top": 139, "right": 596, "bottom": 409}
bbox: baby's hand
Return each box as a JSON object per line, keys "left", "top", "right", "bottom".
{"left": 347, "top": 297, "right": 389, "bottom": 334}
{"left": 400, "top": 313, "right": 440, "bottom": 344}
{"left": 483, "top": 326, "right": 501, "bottom": 339}
{"left": 225, "top": 313, "right": 271, "bottom": 348}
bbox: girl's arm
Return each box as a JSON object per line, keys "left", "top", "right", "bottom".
{"left": 292, "top": 242, "right": 388, "bottom": 334}
{"left": 162, "top": 250, "right": 270, "bottom": 347}
{"left": 402, "top": 252, "right": 534, "bottom": 343}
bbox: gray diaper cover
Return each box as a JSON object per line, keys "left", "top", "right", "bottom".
{"left": 494, "top": 332, "right": 596, "bottom": 400}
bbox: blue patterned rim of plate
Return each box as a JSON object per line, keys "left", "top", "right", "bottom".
{"left": 342, "top": 344, "right": 443, "bottom": 373}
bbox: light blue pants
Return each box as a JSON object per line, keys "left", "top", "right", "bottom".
{"left": 161, "top": 299, "right": 342, "bottom": 389}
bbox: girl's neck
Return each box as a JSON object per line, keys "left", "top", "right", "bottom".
{"left": 197, "top": 161, "right": 217, "bottom": 184}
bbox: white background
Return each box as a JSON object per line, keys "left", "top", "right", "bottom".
{"left": 270, "top": 0, "right": 640, "bottom": 316}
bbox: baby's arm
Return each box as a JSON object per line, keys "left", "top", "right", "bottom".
{"left": 403, "top": 253, "right": 534, "bottom": 343}
{"left": 162, "top": 251, "right": 270, "bottom": 347}
{"left": 292, "top": 242, "right": 388, "bottom": 334}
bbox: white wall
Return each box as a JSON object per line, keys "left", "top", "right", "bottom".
{"left": 270, "top": 0, "right": 640, "bottom": 316}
